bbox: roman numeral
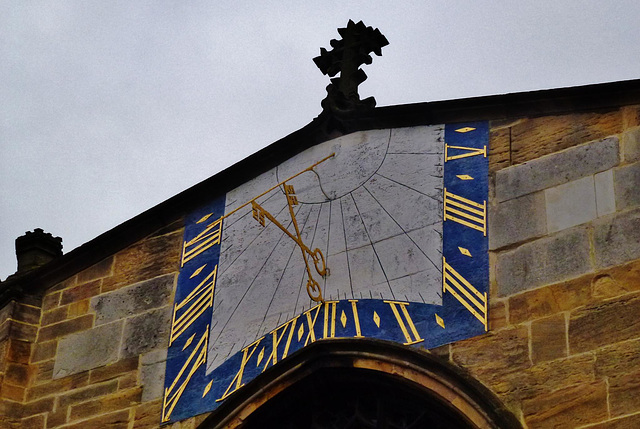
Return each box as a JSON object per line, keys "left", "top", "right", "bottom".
{"left": 169, "top": 266, "right": 217, "bottom": 345}
{"left": 443, "top": 257, "right": 488, "bottom": 331}
{"left": 262, "top": 318, "right": 298, "bottom": 372}
{"left": 443, "top": 188, "right": 486, "bottom": 236}
{"left": 181, "top": 218, "right": 223, "bottom": 266}
{"left": 162, "top": 328, "right": 209, "bottom": 422}
{"left": 384, "top": 301, "right": 424, "bottom": 345}
{"left": 217, "top": 338, "right": 263, "bottom": 402}
{"left": 445, "top": 144, "right": 486, "bottom": 162}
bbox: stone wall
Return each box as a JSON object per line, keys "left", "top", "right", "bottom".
{"left": 1, "top": 105, "right": 639, "bottom": 428}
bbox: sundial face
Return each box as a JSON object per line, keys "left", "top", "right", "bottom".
{"left": 162, "top": 123, "right": 489, "bottom": 423}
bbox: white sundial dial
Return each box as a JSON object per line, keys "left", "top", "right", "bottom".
{"left": 205, "top": 125, "right": 444, "bottom": 374}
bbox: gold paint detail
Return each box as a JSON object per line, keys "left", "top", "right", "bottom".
{"left": 323, "top": 301, "right": 338, "bottom": 339}
{"left": 202, "top": 380, "right": 213, "bottom": 398}
{"left": 349, "top": 300, "right": 363, "bottom": 338}
{"left": 196, "top": 213, "right": 213, "bottom": 224}
{"left": 444, "top": 144, "right": 486, "bottom": 162}
{"left": 340, "top": 310, "right": 347, "bottom": 328}
{"left": 303, "top": 304, "right": 322, "bottom": 346}
{"left": 443, "top": 257, "right": 488, "bottom": 331}
{"left": 297, "top": 324, "right": 304, "bottom": 342}
{"left": 456, "top": 174, "right": 474, "bottom": 181}
{"left": 443, "top": 188, "right": 487, "bottom": 236}
{"left": 458, "top": 247, "right": 472, "bottom": 257}
{"left": 217, "top": 337, "right": 263, "bottom": 402}
{"left": 170, "top": 266, "right": 217, "bottom": 345}
{"left": 435, "top": 313, "right": 445, "bottom": 329}
{"left": 162, "top": 327, "right": 209, "bottom": 422}
{"left": 190, "top": 264, "right": 206, "bottom": 279}
{"left": 384, "top": 301, "right": 424, "bottom": 345}
{"left": 455, "top": 127, "right": 476, "bottom": 133}
{"left": 182, "top": 333, "right": 196, "bottom": 351}
{"left": 373, "top": 311, "right": 381, "bottom": 328}
{"left": 256, "top": 347, "right": 265, "bottom": 367}
{"left": 281, "top": 316, "right": 299, "bottom": 360}
{"left": 262, "top": 319, "right": 295, "bottom": 372}
{"left": 181, "top": 218, "right": 223, "bottom": 266}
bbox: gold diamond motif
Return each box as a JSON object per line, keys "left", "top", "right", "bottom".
{"left": 203, "top": 380, "right": 213, "bottom": 397}
{"left": 340, "top": 310, "right": 347, "bottom": 328}
{"left": 435, "top": 313, "right": 445, "bottom": 329}
{"left": 182, "top": 333, "right": 196, "bottom": 351}
{"left": 458, "top": 247, "right": 472, "bottom": 257}
{"left": 455, "top": 127, "right": 476, "bottom": 133}
{"left": 190, "top": 264, "right": 207, "bottom": 279}
{"left": 456, "top": 174, "right": 474, "bottom": 181}
{"left": 298, "top": 324, "right": 305, "bottom": 342}
{"left": 197, "top": 213, "right": 213, "bottom": 224}
{"left": 373, "top": 311, "right": 381, "bottom": 328}
{"left": 256, "top": 347, "right": 265, "bottom": 366}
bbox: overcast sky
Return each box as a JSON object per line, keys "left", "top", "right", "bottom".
{"left": 1, "top": 1, "right": 639, "bottom": 280}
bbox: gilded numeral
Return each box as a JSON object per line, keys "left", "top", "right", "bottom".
{"left": 443, "top": 257, "right": 488, "bottom": 331}
{"left": 262, "top": 318, "right": 298, "bottom": 372}
{"left": 349, "top": 300, "right": 364, "bottom": 338}
{"left": 217, "top": 337, "right": 263, "bottom": 402}
{"left": 303, "top": 303, "right": 322, "bottom": 346}
{"left": 162, "top": 328, "right": 209, "bottom": 422}
{"left": 384, "top": 301, "right": 424, "bottom": 345}
{"left": 323, "top": 301, "right": 339, "bottom": 339}
{"left": 170, "top": 266, "right": 217, "bottom": 345}
{"left": 443, "top": 188, "right": 486, "bottom": 235}
{"left": 445, "top": 143, "right": 486, "bottom": 162}
{"left": 181, "top": 218, "right": 223, "bottom": 266}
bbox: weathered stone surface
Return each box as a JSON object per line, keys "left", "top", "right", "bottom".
{"left": 100, "top": 231, "right": 182, "bottom": 292}
{"left": 496, "top": 137, "right": 619, "bottom": 202}
{"left": 60, "top": 280, "right": 101, "bottom": 306}
{"left": 510, "top": 111, "right": 622, "bottom": 165}
{"left": 595, "top": 337, "right": 640, "bottom": 377}
{"left": 621, "top": 126, "right": 640, "bottom": 162}
{"left": 53, "top": 321, "right": 123, "bottom": 379}
{"left": 489, "top": 191, "right": 546, "bottom": 249}
{"left": 26, "top": 372, "right": 88, "bottom": 401}
{"left": 7, "top": 339, "right": 31, "bottom": 364}
{"left": 77, "top": 256, "right": 114, "bottom": 283}
{"left": 614, "top": 161, "right": 640, "bottom": 210}
{"left": 545, "top": 176, "right": 597, "bottom": 233}
{"left": 522, "top": 381, "right": 608, "bottom": 429}
{"left": 594, "top": 208, "right": 640, "bottom": 269}
{"left": 89, "top": 357, "right": 139, "bottom": 384}
{"left": 592, "top": 255, "right": 640, "bottom": 300}
{"left": 488, "top": 299, "right": 508, "bottom": 331}
{"left": 69, "top": 387, "right": 141, "bottom": 421}
{"left": 41, "top": 292, "right": 60, "bottom": 311}
{"left": 12, "top": 303, "right": 40, "bottom": 325}
{"left": 531, "top": 313, "right": 567, "bottom": 363}
{"left": 582, "top": 412, "right": 640, "bottom": 429}
{"left": 63, "top": 410, "right": 130, "bottom": 429}
{"left": 569, "top": 292, "right": 640, "bottom": 354}
{"left": 41, "top": 307, "right": 67, "bottom": 327}
{"left": 140, "top": 349, "right": 167, "bottom": 402}
{"left": 37, "top": 314, "right": 94, "bottom": 342}
{"left": 120, "top": 307, "right": 171, "bottom": 358}
{"left": 133, "top": 399, "right": 162, "bottom": 429}
{"left": 496, "top": 227, "right": 593, "bottom": 296}
{"left": 57, "top": 379, "right": 119, "bottom": 409}
{"left": 609, "top": 369, "right": 640, "bottom": 417}
{"left": 489, "top": 127, "right": 511, "bottom": 173}
{"left": 91, "top": 274, "right": 175, "bottom": 326}
{"left": 595, "top": 169, "right": 616, "bottom": 217}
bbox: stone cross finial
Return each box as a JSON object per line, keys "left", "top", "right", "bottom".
{"left": 314, "top": 20, "right": 389, "bottom": 114}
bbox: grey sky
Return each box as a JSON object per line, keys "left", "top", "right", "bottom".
{"left": 1, "top": 1, "right": 639, "bottom": 280}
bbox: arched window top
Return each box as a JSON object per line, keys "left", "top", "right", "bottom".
{"left": 198, "top": 339, "right": 522, "bottom": 429}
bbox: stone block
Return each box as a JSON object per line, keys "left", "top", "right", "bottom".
{"left": 495, "top": 137, "right": 619, "bottom": 202}
{"left": 133, "top": 400, "right": 163, "bottom": 429}
{"left": 12, "top": 303, "right": 40, "bottom": 325}
{"left": 140, "top": 350, "right": 166, "bottom": 402}
{"left": 7, "top": 339, "right": 31, "bottom": 364}
{"left": 77, "top": 256, "right": 114, "bottom": 283}
{"left": 621, "top": 126, "right": 640, "bottom": 162}
{"left": 531, "top": 314, "right": 567, "bottom": 363}
{"left": 488, "top": 299, "right": 508, "bottom": 331}
{"left": 60, "top": 280, "right": 101, "bottom": 306}
{"left": 41, "top": 307, "right": 67, "bottom": 327}
{"left": 101, "top": 231, "right": 181, "bottom": 292}
{"left": 69, "top": 387, "right": 141, "bottom": 421}
{"left": 57, "top": 379, "right": 119, "bottom": 409}
{"left": 496, "top": 227, "right": 593, "bottom": 296}
{"left": 582, "top": 412, "right": 640, "bottom": 429}
{"left": 545, "top": 176, "right": 597, "bottom": 233}
{"left": 489, "top": 192, "right": 546, "bottom": 249}
{"left": 569, "top": 292, "right": 640, "bottom": 354}
{"left": 120, "top": 307, "right": 171, "bottom": 358}
{"left": 609, "top": 369, "right": 640, "bottom": 417}
{"left": 614, "top": 161, "right": 640, "bottom": 210}
{"left": 89, "top": 356, "right": 139, "bottom": 383}
{"left": 53, "top": 321, "right": 123, "bottom": 379}
{"left": 489, "top": 127, "right": 511, "bottom": 173}
{"left": 31, "top": 341, "right": 56, "bottom": 363}
{"left": 595, "top": 337, "right": 640, "bottom": 377}
{"left": 593, "top": 208, "right": 640, "bottom": 269}
{"left": 63, "top": 410, "right": 130, "bottom": 429}
{"left": 37, "top": 314, "right": 94, "bottom": 342}
{"left": 41, "top": 292, "right": 60, "bottom": 311}
{"left": 21, "top": 414, "right": 45, "bottom": 428}
{"left": 522, "top": 381, "right": 608, "bottom": 429}
{"left": 91, "top": 274, "right": 175, "bottom": 326}
{"left": 26, "top": 372, "right": 88, "bottom": 402}
{"left": 595, "top": 169, "right": 616, "bottom": 216}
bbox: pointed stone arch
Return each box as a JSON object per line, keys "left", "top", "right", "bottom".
{"left": 197, "top": 339, "right": 522, "bottom": 429}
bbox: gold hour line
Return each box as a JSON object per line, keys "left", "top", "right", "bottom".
{"left": 384, "top": 301, "right": 424, "bottom": 345}
{"left": 281, "top": 316, "right": 299, "bottom": 359}
{"left": 304, "top": 304, "right": 322, "bottom": 346}
{"left": 262, "top": 319, "right": 294, "bottom": 372}
{"left": 348, "top": 300, "right": 363, "bottom": 338}
{"left": 444, "top": 144, "right": 486, "bottom": 162}
{"left": 323, "top": 301, "right": 339, "bottom": 339}
{"left": 181, "top": 218, "right": 223, "bottom": 266}
{"left": 162, "top": 328, "right": 209, "bottom": 422}
{"left": 217, "top": 337, "right": 263, "bottom": 402}
{"left": 170, "top": 266, "right": 217, "bottom": 345}
{"left": 443, "top": 188, "right": 487, "bottom": 236}
{"left": 442, "top": 257, "right": 488, "bottom": 331}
